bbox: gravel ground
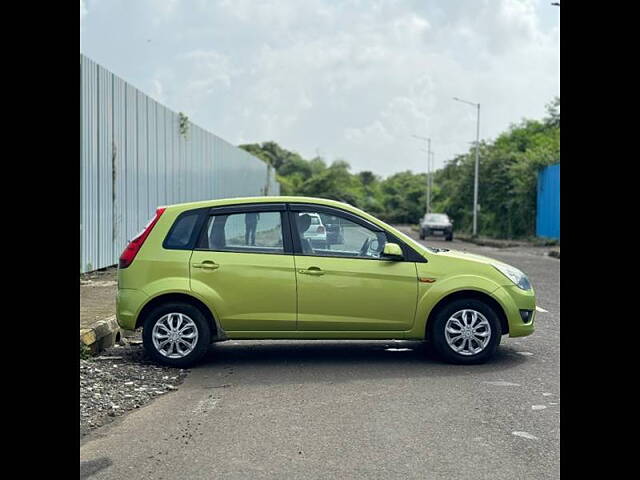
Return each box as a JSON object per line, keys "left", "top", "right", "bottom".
{"left": 80, "top": 338, "right": 189, "bottom": 437}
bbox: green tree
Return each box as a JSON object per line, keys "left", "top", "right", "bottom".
{"left": 239, "top": 97, "right": 559, "bottom": 238}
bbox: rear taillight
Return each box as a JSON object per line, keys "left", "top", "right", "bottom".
{"left": 317, "top": 226, "right": 325, "bottom": 233}
{"left": 119, "top": 207, "right": 166, "bottom": 269}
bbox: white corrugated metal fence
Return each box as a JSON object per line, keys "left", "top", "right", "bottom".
{"left": 80, "top": 54, "right": 279, "bottom": 273}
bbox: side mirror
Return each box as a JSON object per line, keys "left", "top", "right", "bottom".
{"left": 381, "top": 242, "right": 403, "bottom": 260}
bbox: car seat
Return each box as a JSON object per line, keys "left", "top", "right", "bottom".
{"left": 297, "top": 214, "right": 313, "bottom": 254}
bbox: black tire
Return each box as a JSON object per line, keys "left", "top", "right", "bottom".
{"left": 419, "top": 230, "right": 425, "bottom": 240}
{"left": 142, "top": 302, "right": 212, "bottom": 367}
{"left": 445, "top": 233, "right": 453, "bottom": 241}
{"left": 429, "top": 298, "right": 502, "bottom": 364}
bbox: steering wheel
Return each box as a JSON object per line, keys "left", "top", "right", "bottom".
{"left": 359, "top": 238, "right": 370, "bottom": 257}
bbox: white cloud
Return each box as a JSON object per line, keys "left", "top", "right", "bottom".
{"left": 79, "top": 0, "right": 559, "bottom": 176}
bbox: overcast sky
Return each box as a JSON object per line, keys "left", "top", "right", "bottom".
{"left": 80, "top": 0, "right": 559, "bottom": 177}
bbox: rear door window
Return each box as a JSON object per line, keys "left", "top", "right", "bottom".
{"left": 199, "top": 211, "right": 285, "bottom": 254}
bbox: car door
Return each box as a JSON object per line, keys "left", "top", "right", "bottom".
{"left": 190, "top": 204, "right": 297, "bottom": 332}
{"left": 289, "top": 205, "right": 419, "bottom": 332}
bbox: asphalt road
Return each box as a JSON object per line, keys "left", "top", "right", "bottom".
{"left": 80, "top": 230, "right": 560, "bottom": 480}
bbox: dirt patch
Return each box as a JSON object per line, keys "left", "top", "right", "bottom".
{"left": 80, "top": 267, "right": 118, "bottom": 329}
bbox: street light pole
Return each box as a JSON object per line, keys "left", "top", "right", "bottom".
{"left": 453, "top": 97, "right": 481, "bottom": 236}
{"left": 412, "top": 135, "right": 431, "bottom": 214}
{"left": 429, "top": 150, "right": 434, "bottom": 212}
{"left": 473, "top": 103, "right": 480, "bottom": 236}
{"left": 427, "top": 138, "right": 431, "bottom": 214}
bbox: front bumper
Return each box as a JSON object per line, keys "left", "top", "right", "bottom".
{"left": 423, "top": 225, "right": 452, "bottom": 234}
{"left": 116, "top": 288, "right": 149, "bottom": 331}
{"left": 491, "top": 285, "right": 536, "bottom": 337}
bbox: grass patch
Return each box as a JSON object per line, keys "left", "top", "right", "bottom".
{"left": 80, "top": 343, "right": 93, "bottom": 360}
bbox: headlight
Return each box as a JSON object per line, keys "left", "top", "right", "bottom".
{"left": 492, "top": 263, "right": 532, "bottom": 290}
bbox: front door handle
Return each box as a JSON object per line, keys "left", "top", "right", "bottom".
{"left": 192, "top": 261, "right": 219, "bottom": 270}
{"left": 299, "top": 267, "right": 324, "bottom": 276}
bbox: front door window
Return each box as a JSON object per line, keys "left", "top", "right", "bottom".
{"left": 292, "top": 211, "right": 387, "bottom": 259}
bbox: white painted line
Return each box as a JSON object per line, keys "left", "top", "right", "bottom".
{"left": 512, "top": 431, "right": 539, "bottom": 440}
{"left": 531, "top": 405, "right": 547, "bottom": 410}
{"left": 516, "top": 351, "right": 534, "bottom": 356}
{"left": 483, "top": 381, "right": 521, "bottom": 387}
{"left": 536, "top": 306, "right": 548, "bottom": 313}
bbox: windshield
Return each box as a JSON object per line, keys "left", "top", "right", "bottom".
{"left": 425, "top": 214, "right": 449, "bottom": 223}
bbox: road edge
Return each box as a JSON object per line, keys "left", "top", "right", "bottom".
{"left": 548, "top": 249, "right": 560, "bottom": 259}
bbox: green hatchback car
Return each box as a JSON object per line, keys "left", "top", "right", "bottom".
{"left": 117, "top": 196, "right": 535, "bottom": 367}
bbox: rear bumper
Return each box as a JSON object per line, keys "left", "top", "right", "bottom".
{"left": 116, "top": 288, "right": 149, "bottom": 330}
{"left": 491, "top": 285, "right": 536, "bottom": 337}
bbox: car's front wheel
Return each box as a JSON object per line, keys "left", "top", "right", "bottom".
{"left": 142, "top": 302, "right": 211, "bottom": 367}
{"left": 430, "top": 298, "right": 501, "bottom": 364}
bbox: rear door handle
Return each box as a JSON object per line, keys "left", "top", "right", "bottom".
{"left": 192, "top": 261, "right": 219, "bottom": 270}
{"left": 299, "top": 267, "right": 324, "bottom": 276}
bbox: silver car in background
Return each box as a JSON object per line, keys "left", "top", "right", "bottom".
{"left": 420, "top": 213, "right": 453, "bottom": 241}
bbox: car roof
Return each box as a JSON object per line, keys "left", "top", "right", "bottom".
{"left": 163, "top": 196, "right": 354, "bottom": 213}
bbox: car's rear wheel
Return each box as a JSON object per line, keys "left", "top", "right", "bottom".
{"left": 445, "top": 233, "right": 453, "bottom": 241}
{"left": 142, "top": 302, "right": 211, "bottom": 367}
{"left": 430, "top": 298, "right": 501, "bottom": 364}
{"left": 419, "top": 230, "right": 425, "bottom": 240}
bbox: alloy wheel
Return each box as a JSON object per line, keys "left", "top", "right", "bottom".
{"left": 444, "top": 309, "right": 492, "bottom": 356}
{"left": 151, "top": 313, "right": 199, "bottom": 359}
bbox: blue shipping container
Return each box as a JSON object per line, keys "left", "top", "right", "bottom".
{"left": 536, "top": 163, "right": 560, "bottom": 239}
